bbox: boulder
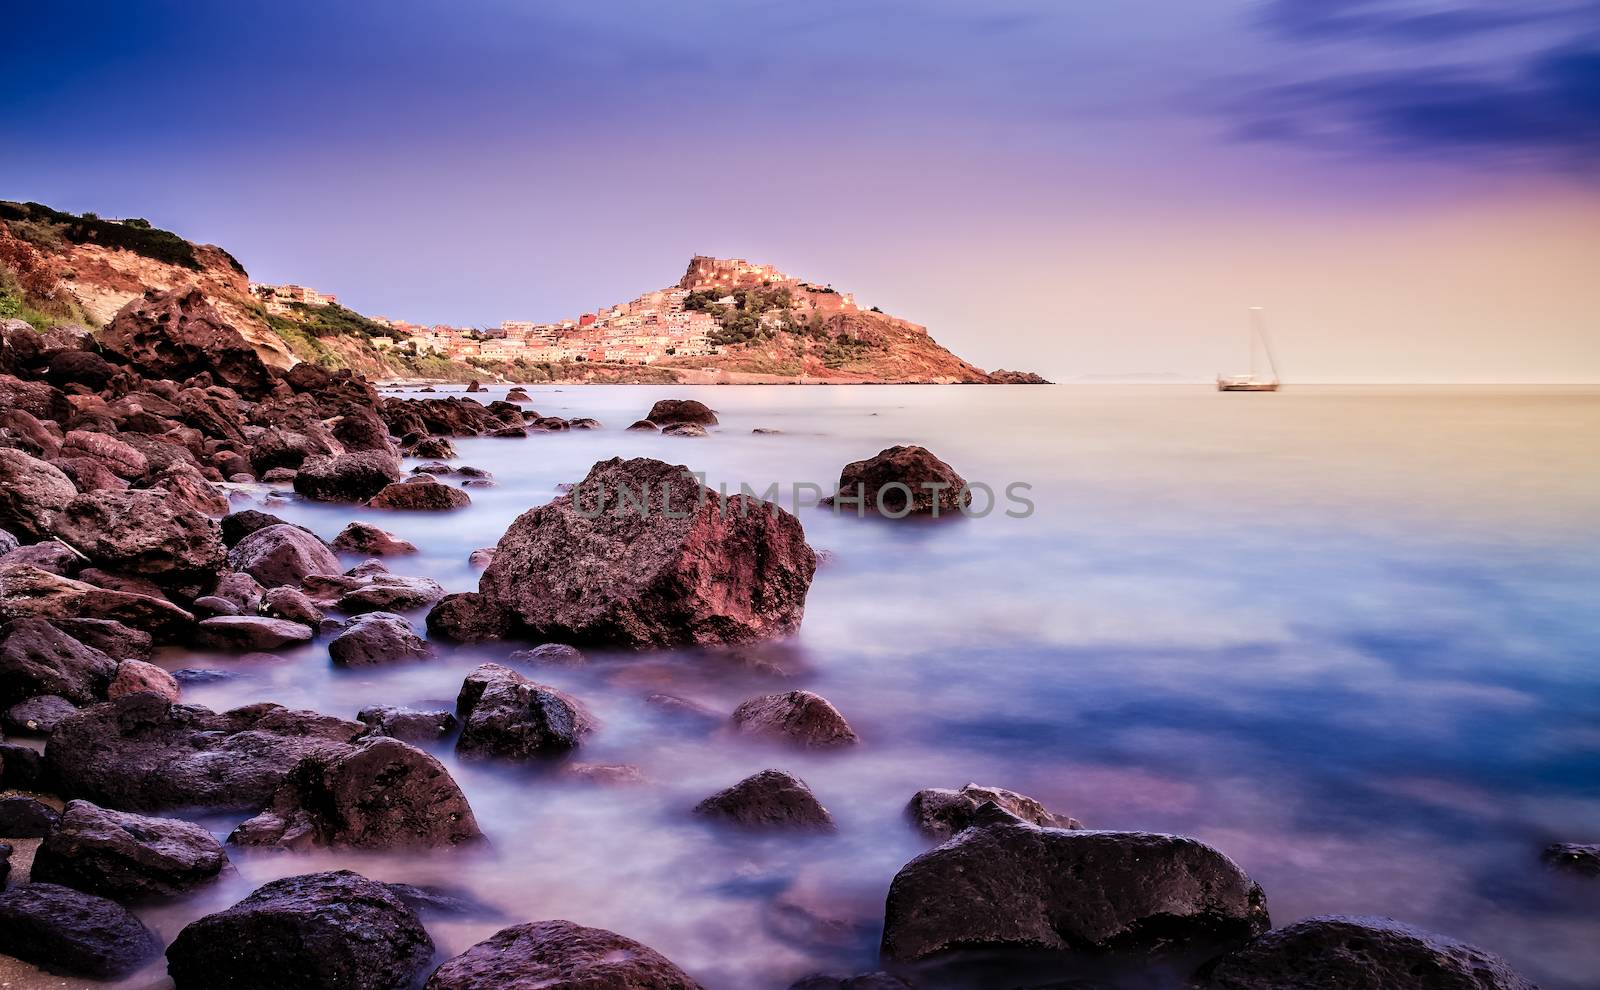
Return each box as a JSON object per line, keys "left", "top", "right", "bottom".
{"left": 824, "top": 445, "right": 969, "bottom": 516}
{"left": 730, "top": 690, "right": 859, "bottom": 749}
{"left": 213, "top": 570, "right": 266, "bottom": 611}
{"left": 0, "top": 374, "right": 71, "bottom": 423}
{"left": 195, "top": 615, "right": 315, "bottom": 651}
{"left": 100, "top": 285, "right": 275, "bottom": 398}
{"left": 48, "top": 489, "right": 226, "bottom": 589}
{"left": 0, "top": 882, "right": 161, "bottom": 979}
{"left": 879, "top": 810, "right": 1270, "bottom": 962}
{"left": 4, "top": 693, "right": 79, "bottom": 735}
{"left": 504, "top": 389, "right": 530, "bottom": 403}
{"left": 337, "top": 574, "right": 447, "bottom": 614}
{"left": 0, "top": 448, "right": 78, "bottom": 541}
{"left": 107, "top": 658, "right": 181, "bottom": 702}
{"left": 468, "top": 547, "right": 495, "bottom": 568}
{"left": 59, "top": 430, "right": 148, "bottom": 479}
{"left": 645, "top": 398, "right": 718, "bottom": 426}
{"left": 409, "top": 436, "right": 457, "bottom": 459}
{"left": 166, "top": 871, "right": 435, "bottom": 990}
{"left": 193, "top": 594, "right": 242, "bottom": 617}
{"left": 294, "top": 450, "right": 404, "bottom": 502}
{"left": 627, "top": 419, "right": 659, "bottom": 432}
{"left": 478, "top": 457, "right": 815, "bottom": 647}
{"left": 0, "top": 527, "right": 18, "bottom": 555}
{"left": 227, "top": 523, "right": 342, "bottom": 587}
{"left": 662, "top": 423, "right": 708, "bottom": 437}
{"left": 230, "top": 737, "right": 481, "bottom": 850}
{"left": 45, "top": 694, "right": 366, "bottom": 812}
{"left": 0, "top": 617, "right": 117, "bottom": 706}
{"left": 1195, "top": 915, "right": 1538, "bottom": 990}
{"left": 332, "top": 407, "right": 393, "bottom": 452}
{"left": 0, "top": 539, "right": 78, "bottom": 575}
{"left": 357, "top": 705, "right": 458, "bottom": 743}
{"left": 424, "top": 919, "right": 703, "bottom": 990}
{"left": 260, "top": 585, "right": 324, "bottom": 626}
{"left": 331, "top": 521, "right": 418, "bottom": 556}
{"left": 0, "top": 741, "right": 49, "bottom": 789}
{"left": 328, "top": 611, "right": 434, "bottom": 666}
{"left": 0, "top": 841, "right": 9, "bottom": 886}
{"left": 426, "top": 591, "right": 515, "bottom": 642}
{"left": 1542, "top": 842, "right": 1600, "bottom": 876}
{"left": 507, "top": 642, "right": 586, "bottom": 666}
{"left": 455, "top": 663, "right": 594, "bottom": 761}
{"left": 149, "top": 461, "right": 231, "bottom": 516}
{"left": 49, "top": 617, "right": 152, "bottom": 661}
{"left": 0, "top": 410, "right": 60, "bottom": 460}
{"left": 0, "top": 794, "right": 61, "bottom": 837}
{"left": 30, "top": 799, "right": 227, "bottom": 898}
{"left": 368, "top": 478, "right": 472, "bottom": 511}
{"left": 906, "top": 783, "right": 1080, "bottom": 840}
{"left": 693, "top": 769, "right": 836, "bottom": 832}
{"left": 219, "top": 508, "right": 294, "bottom": 546}
{"left": 0, "top": 565, "right": 196, "bottom": 639}
{"left": 50, "top": 454, "right": 129, "bottom": 493}
{"left": 247, "top": 427, "right": 328, "bottom": 474}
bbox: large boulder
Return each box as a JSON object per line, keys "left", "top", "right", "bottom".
{"left": 0, "top": 447, "right": 78, "bottom": 541}
{"left": 107, "top": 658, "right": 182, "bottom": 701}
{"left": 331, "top": 521, "right": 417, "bottom": 556}
{"left": 99, "top": 286, "right": 276, "bottom": 398}
{"left": 824, "top": 445, "right": 969, "bottom": 516}
{"left": 368, "top": 478, "right": 472, "bottom": 511}
{"left": 227, "top": 523, "right": 342, "bottom": 587}
{"left": 230, "top": 737, "right": 481, "bottom": 850}
{"left": 30, "top": 799, "right": 228, "bottom": 899}
{"left": 455, "top": 663, "right": 594, "bottom": 761}
{"left": 478, "top": 457, "right": 815, "bottom": 647}
{"left": 357, "top": 704, "right": 458, "bottom": 744}
{"left": 48, "top": 489, "right": 226, "bottom": 589}
{"left": 0, "top": 882, "right": 161, "bottom": 979}
{"left": 247, "top": 427, "right": 331, "bottom": 474}
{"left": 337, "top": 573, "right": 446, "bottom": 614}
{"left": 693, "top": 769, "right": 836, "bottom": 832}
{"left": 645, "top": 398, "right": 718, "bottom": 426}
{"left": 45, "top": 693, "right": 366, "bottom": 812}
{"left": 0, "top": 564, "right": 196, "bottom": 639}
{"left": 0, "top": 373, "right": 71, "bottom": 423}
{"left": 328, "top": 611, "right": 434, "bottom": 666}
{"left": 426, "top": 591, "right": 515, "bottom": 642}
{"left": 166, "top": 871, "right": 435, "bottom": 990}
{"left": 0, "top": 617, "right": 117, "bottom": 706}
{"left": 49, "top": 617, "right": 152, "bottom": 662}
{"left": 425, "top": 919, "right": 703, "bottom": 990}
{"left": 260, "top": 586, "right": 325, "bottom": 626}
{"left": 220, "top": 508, "right": 296, "bottom": 546}
{"left": 46, "top": 349, "right": 119, "bottom": 390}
{"left": 58, "top": 430, "right": 148, "bottom": 480}
{"left": 906, "top": 783, "right": 1080, "bottom": 840}
{"left": 294, "top": 450, "right": 405, "bottom": 502}
{"left": 1195, "top": 916, "right": 1538, "bottom": 990}
{"left": 730, "top": 690, "right": 859, "bottom": 749}
{"left": 195, "top": 615, "right": 315, "bottom": 651}
{"left": 879, "top": 810, "right": 1269, "bottom": 962}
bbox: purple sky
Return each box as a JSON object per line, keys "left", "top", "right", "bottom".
{"left": 4, "top": 1, "right": 1597, "bottom": 380}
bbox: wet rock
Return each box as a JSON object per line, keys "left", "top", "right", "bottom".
{"left": 107, "top": 658, "right": 181, "bottom": 702}
{"left": 0, "top": 448, "right": 78, "bottom": 541}
{"left": 906, "top": 783, "right": 1080, "bottom": 840}
{"left": 338, "top": 574, "right": 447, "bottom": 614}
{"left": 227, "top": 523, "right": 342, "bottom": 587}
{"left": 455, "top": 663, "right": 594, "bottom": 761}
{"left": 247, "top": 427, "right": 327, "bottom": 474}
{"left": 260, "top": 465, "right": 297, "bottom": 482}
{"left": 195, "top": 615, "right": 315, "bottom": 651}
{"left": 412, "top": 461, "right": 453, "bottom": 476}
{"left": 507, "top": 642, "right": 586, "bottom": 666}
{"left": 166, "top": 870, "right": 435, "bottom": 990}
{"left": 332, "top": 521, "right": 418, "bottom": 556}
{"left": 329, "top": 611, "right": 434, "bottom": 666}
{"left": 410, "top": 436, "right": 457, "bottom": 459}
{"left": 230, "top": 737, "right": 481, "bottom": 850}
{"left": 51, "top": 454, "right": 129, "bottom": 493}
{"left": 48, "top": 617, "right": 152, "bottom": 662}
{"left": 564, "top": 762, "right": 647, "bottom": 786}
{"left": 0, "top": 741, "right": 49, "bottom": 790}
{"left": 503, "top": 388, "right": 530, "bottom": 403}
{"left": 0, "top": 565, "right": 196, "bottom": 639}
{"left": 1542, "top": 842, "right": 1600, "bottom": 876}
{"left": 193, "top": 594, "right": 242, "bottom": 617}
{"left": 45, "top": 694, "right": 366, "bottom": 812}
{"left": 0, "top": 617, "right": 117, "bottom": 706}
{"left": 1195, "top": 915, "right": 1537, "bottom": 990}
{"left": 627, "top": 419, "right": 659, "bottom": 432}
{"left": 569, "top": 417, "right": 602, "bottom": 429}
{"left": 260, "top": 585, "right": 324, "bottom": 626}
{"left": 0, "top": 374, "right": 71, "bottom": 423}
{"left": 478, "top": 457, "right": 816, "bottom": 647}
{"left": 49, "top": 489, "right": 226, "bottom": 589}
{"left": 30, "top": 799, "right": 227, "bottom": 898}
{"left": 426, "top": 591, "right": 514, "bottom": 643}
{"left": 425, "top": 919, "right": 703, "bottom": 990}
{"left": 662, "top": 422, "right": 708, "bottom": 437}
{"left": 753, "top": 428, "right": 784, "bottom": 435}
{"left": 100, "top": 285, "right": 276, "bottom": 398}
{"left": 0, "top": 527, "right": 18, "bottom": 555}
{"left": 368, "top": 477, "right": 472, "bottom": 511}
{"left": 59, "top": 430, "right": 148, "bottom": 479}
{"left": 213, "top": 570, "right": 266, "bottom": 611}
{"left": 294, "top": 450, "right": 405, "bottom": 502}
{"left": 357, "top": 705, "right": 458, "bottom": 743}
{"left": 0, "top": 794, "right": 61, "bottom": 837}
{"left": 385, "top": 881, "right": 502, "bottom": 919}
{"left": 457, "top": 465, "right": 492, "bottom": 478}
{"left": 468, "top": 547, "right": 495, "bottom": 568}
{"left": 646, "top": 693, "right": 724, "bottom": 726}
{"left": 879, "top": 810, "right": 1270, "bottom": 962}
{"left": 694, "top": 769, "right": 836, "bottom": 832}
{"left": 0, "top": 882, "right": 161, "bottom": 979}
{"left": 730, "top": 690, "right": 858, "bottom": 749}
{"left": 465, "top": 379, "right": 484, "bottom": 392}
{"left": 149, "top": 461, "right": 231, "bottom": 516}
{"left": 0, "top": 540, "right": 78, "bottom": 575}
{"left": 219, "top": 508, "right": 294, "bottom": 546}
{"left": 332, "top": 407, "right": 393, "bottom": 453}
{"left": 172, "top": 668, "right": 233, "bottom": 685}
{"left": 823, "top": 445, "right": 969, "bottom": 516}
{"left": 4, "top": 693, "right": 79, "bottom": 735}
{"left": 646, "top": 398, "right": 718, "bottom": 426}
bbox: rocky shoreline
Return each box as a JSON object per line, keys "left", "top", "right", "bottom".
{"left": 0, "top": 290, "right": 1569, "bottom": 988}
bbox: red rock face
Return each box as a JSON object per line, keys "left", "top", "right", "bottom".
{"left": 99, "top": 286, "right": 276, "bottom": 399}
{"left": 478, "top": 457, "right": 817, "bottom": 648}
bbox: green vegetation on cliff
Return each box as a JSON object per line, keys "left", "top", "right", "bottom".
{"left": 0, "top": 201, "right": 241, "bottom": 272}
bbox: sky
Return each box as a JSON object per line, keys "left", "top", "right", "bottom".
{"left": 3, "top": 0, "right": 1598, "bottom": 382}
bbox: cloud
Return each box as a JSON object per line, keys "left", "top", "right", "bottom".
{"left": 1257, "top": 0, "right": 1598, "bottom": 44}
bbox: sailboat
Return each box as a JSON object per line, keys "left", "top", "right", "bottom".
{"left": 1217, "top": 307, "right": 1280, "bottom": 392}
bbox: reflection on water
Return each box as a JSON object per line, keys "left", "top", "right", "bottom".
{"left": 34, "top": 385, "right": 1600, "bottom": 989}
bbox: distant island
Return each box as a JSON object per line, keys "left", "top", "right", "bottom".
{"left": 0, "top": 201, "right": 1048, "bottom": 385}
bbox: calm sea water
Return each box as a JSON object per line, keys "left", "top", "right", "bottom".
{"left": 22, "top": 385, "right": 1600, "bottom": 989}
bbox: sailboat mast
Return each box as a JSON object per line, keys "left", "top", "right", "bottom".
{"left": 1251, "top": 307, "right": 1280, "bottom": 383}
{"left": 1248, "top": 307, "right": 1261, "bottom": 379}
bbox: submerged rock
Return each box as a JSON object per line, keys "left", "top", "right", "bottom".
{"left": 1195, "top": 915, "right": 1538, "bottom": 990}
{"left": 693, "top": 769, "right": 836, "bottom": 832}
{"left": 0, "top": 882, "right": 161, "bottom": 979}
{"left": 331, "top": 521, "right": 418, "bottom": 556}
{"left": 424, "top": 919, "right": 703, "bottom": 990}
{"left": 426, "top": 591, "right": 514, "bottom": 642}
{"left": 645, "top": 398, "right": 718, "bottom": 426}
{"left": 879, "top": 809, "right": 1269, "bottom": 961}
{"left": 788, "top": 974, "right": 912, "bottom": 990}
{"left": 294, "top": 450, "right": 404, "bottom": 502}
{"left": 455, "top": 663, "right": 594, "bottom": 761}
{"left": 627, "top": 419, "right": 659, "bottom": 432}
{"left": 194, "top": 615, "right": 315, "bottom": 651}
{"left": 328, "top": 611, "right": 434, "bottom": 666}
{"left": 357, "top": 704, "right": 458, "bottom": 743}
{"left": 167, "top": 871, "right": 435, "bottom": 990}
{"left": 230, "top": 737, "right": 481, "bottom": 850}
{"left": 662, "top": 422, "right": 708, "bottom": 437}
{"left": 31, "top": 799, "right": 228, "bottom": 899}
{"left": 368, "top": 477, "right": 472, "bottom": 511}
{"left": 507, "top": 642, "right": 586, "bottom": 666}
{"left": 477, "top": 456, "right": 816, "bottom": 647}
{"left": 730, "top": 690, "right": 859, "bottom": 749}
{"left": 906, "top": 783, "right": 1080, "bottom": 840}
{"left": 823, "top": 445, "right": 969, "bottom": 516}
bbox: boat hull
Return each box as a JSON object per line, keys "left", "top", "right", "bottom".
{"left": 1217, "top": 382, "right": 1278, "bottom": 392}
